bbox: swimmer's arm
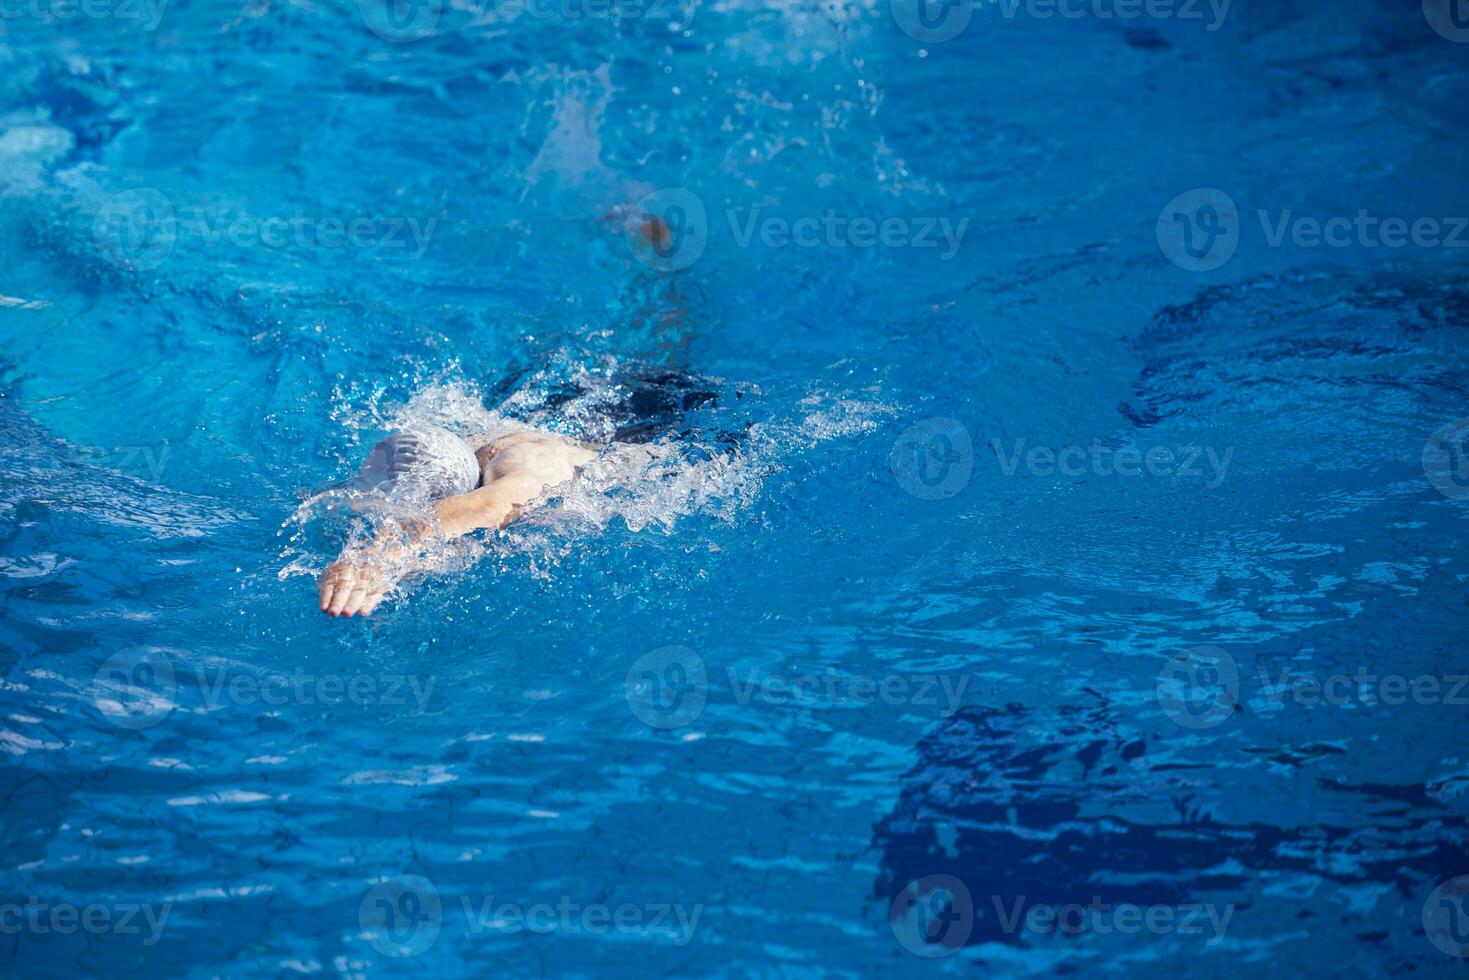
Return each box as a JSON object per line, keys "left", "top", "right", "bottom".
{"left": 321, "top": 476, "right": 546, "bottom": 617}
{"left": 435, "top": 436, "right": 596, "bottom": 534}
{"left": 318, "top": 477, "right": 550, "bottom": 617}
{"left": 319, "top": 444, "right": 592, "bottom": 617}
{"left": 432, "top": 473, "right": 553, "bottom": 535}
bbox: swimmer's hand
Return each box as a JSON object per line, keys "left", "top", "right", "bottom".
{"left": 318, "top": 557, "right": 392, "bottom": 617}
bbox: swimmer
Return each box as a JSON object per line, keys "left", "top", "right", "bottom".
{"left": 317, "top": 427, "right": 597, "bottom": 617}
{"left": 316, "top": 368, "right": 727, "bottom": 617}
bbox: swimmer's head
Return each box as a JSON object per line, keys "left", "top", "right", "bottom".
{"left": 352, "top": 427, "right": 481, "bottom": 502}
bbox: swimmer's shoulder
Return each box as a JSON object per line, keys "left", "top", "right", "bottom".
{"left": 477, "top": 428, "right": 600, "bottom": 480}
{"left": 482, "top": 428, "right": 599, "bottom": 455}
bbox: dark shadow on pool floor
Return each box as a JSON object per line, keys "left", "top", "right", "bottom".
{"left": 872, "top": 698, "right": 1469, "bottom": 958}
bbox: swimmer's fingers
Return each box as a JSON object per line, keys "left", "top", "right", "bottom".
{"left": 322, "top": 561, "right": 368, "bottom": 616}
{"left": 327, "top": 573, "right": 358, "bottom": 616}
{"left": 322, "top": 562, "right": 391, "bottom": 617}
{"left": 341, "top": 582, "right": 371, "bottom": 617}
{"left": 319, "top": 562, "right": 350, "bottom": 614}
{"left": 359, "top": 590, "right": 388, "bottom": 617}
{"left": 319, "top": 556, "right": 395, "bottom": 617}
{"left": 345, "top": 578, "right": 391, "bottom": 617}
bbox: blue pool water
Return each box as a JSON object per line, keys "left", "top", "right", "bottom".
{"left": 2, "top": 0, "right": 1469, "bottom": 975}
